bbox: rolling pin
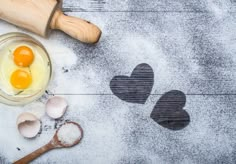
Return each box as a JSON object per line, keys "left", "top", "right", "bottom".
{"left": 0, "top": 0, "right": 101, "bottom": 44}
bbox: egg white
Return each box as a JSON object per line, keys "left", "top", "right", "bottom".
{"left": 0, "top": 42, "right": 50, "bottom": 96}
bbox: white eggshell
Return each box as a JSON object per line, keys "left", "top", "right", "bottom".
{"left": 17, "top": 112, "right": 41, "bottom": 138}
{"left": 46, "top": 96, "right": 68, "bottom": 119}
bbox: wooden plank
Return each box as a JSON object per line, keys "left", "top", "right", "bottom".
{"left": 62, "top": 0, "right": 234, "bottom": 12}
{"left": 0, "top": 1, "right": 235, "bottom": 164}
{"left": 0, "top": 12, "right": 235, "bottom": 95}
{"left": 0, "top": 94, "right": 235, "bottom": 163}
{"left": 34, "top": 12, "right": 236, "bottom": 95}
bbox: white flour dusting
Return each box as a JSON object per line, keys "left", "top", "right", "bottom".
{"left": 57, "top": 123, "right": 82, "bottom": 146}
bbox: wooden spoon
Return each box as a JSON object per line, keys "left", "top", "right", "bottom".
{"left": 14, "top": 122, "right": 83, "bottom": 164}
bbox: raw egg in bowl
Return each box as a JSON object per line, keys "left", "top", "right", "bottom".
{"left": 0, "top": 33, "right": 52, "bottom": 105}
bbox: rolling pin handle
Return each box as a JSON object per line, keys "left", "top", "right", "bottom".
{"left": 50, "top": 10, "right": 102, "bottom": 44}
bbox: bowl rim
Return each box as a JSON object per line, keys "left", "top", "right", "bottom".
{"left": 0, "top": 32, "right": 52, "bottom": 106}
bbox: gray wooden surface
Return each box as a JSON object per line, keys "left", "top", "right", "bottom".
{"left": 0, "top": 0, "right": 236, "bottom": 163}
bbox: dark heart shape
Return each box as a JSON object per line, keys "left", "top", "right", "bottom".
{"left": 150, "top": 90, "right": 190, "bottom": 130}
{"left": 110, "top": 63, "right": 154, "bottom": 104}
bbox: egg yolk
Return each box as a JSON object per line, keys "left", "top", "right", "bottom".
{"left": 10, "top": 70, "right": 32, "bottom": 89}
{"left": 13, "top": 46, "right": 34, "bottom": 67}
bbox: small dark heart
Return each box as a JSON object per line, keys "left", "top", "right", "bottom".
{"left": 150, "top": 90, "right": 190, "bottom": 130}
{"left": 110, "top": 63, "right": 154, "bottom": 104}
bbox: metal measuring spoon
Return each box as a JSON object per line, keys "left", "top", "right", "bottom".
{"left": 14, "top": 122, "right": 83, "bottom": 164}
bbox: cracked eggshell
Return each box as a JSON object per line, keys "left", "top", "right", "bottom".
{"left": 17, "top": 112, "right": 41, "bottom": 138}
{"left": 46, "top": 96, "right": 68, "bottom": 119}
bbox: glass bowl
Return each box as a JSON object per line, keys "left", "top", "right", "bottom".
{"left": 0, "top": 32, "right": 52, "bottom": 106}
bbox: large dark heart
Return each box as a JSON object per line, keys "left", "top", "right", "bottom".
{"left": 150, "top": 90, "right": 190, "bottom": 130}
{"left": 110, "top": 63, "right": 154, "bottom": 104}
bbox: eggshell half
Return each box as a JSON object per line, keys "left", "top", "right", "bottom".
{"left": 17, "top": 112, "right": 41, "bottom": 138}
{"left": 46, "top": 96, "right": 68, "bottom": 119}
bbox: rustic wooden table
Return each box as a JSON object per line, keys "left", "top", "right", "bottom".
{"left": 0, "top": 0, "right": 236, "bottom": 163}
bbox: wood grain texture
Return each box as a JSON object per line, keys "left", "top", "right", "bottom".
{"left": 0, "top": 0, "right": 236, "bottom": 164}
{"left": 0, "top": 0, "right": 58, "bottom": 36}
{"left": 62, "top": 0, "right": 233, "bottom": 12}
{"left": 50, "top": 10, "right": 102, "bottom": 43}
{"left": 45, "top": 12, "right": 236, "bottom": 95}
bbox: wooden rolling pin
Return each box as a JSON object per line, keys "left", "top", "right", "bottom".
{"left": 0, "top": 0, "right": 101, "bottom": 44}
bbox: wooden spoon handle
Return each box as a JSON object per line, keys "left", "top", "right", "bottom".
{"left": 13, "top": 143, "right": 54, "bottom": 164}
{"left": 50, "top": 10, "right": 102, "bottom": 44}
